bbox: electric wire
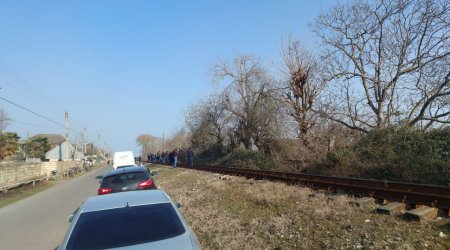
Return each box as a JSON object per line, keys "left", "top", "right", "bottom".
{"left": 0, "top": 95, "right": 82, "bottom": 133}
{"left": 0, "top": 60, "right": 110, "bottom": 147}
{"left": 0, "top": 94, "right": 82, "bottom": 133}
{"left": 0, "top": 61, "right": 88, "bottom": 134}
{"left": 0, "top": 60, "right": 67, "bottom": 112}
{"left": 0, "top": 95, "right": 65, "bottom": 127}
{"left": 0, "top": 74, "right": 39, "bottom": 102}
{"left": 9, "top": 119, "right": 61, "bottom": 130}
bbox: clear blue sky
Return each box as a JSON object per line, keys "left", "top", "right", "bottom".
{"left": 0, "top": 0, "right": 334, "bottom": 153}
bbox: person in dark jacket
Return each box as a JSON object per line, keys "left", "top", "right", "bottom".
{"left": 165, "top": 151, "right": 170, "bottom": 163}
{"left": 161, "top": 151, "right": 166, "bottom": 164}
{"left": 172, "top": 149, "right": 179, "bottom": 168}
{"left": 187, "top": 148, "right": 194, "bottom": 166}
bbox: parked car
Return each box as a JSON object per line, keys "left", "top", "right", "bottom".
{"left": 98, "top": 166, "right": 157, "bottom": 195}
{"left": 59, "top": 190, "right": 200, "bottom": 250}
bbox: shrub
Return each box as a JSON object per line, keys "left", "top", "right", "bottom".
{"left": 219, "top": 148, "right": 283, "bottom": 170}
{"left": 194, "top": 144, "right": 226, "bottom": 165}
{"left": 322, "top": 127, "right": 449, "bottom": 185}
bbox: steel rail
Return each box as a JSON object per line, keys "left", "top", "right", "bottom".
{"left": 168, "top": 163, "right": 450, "bottom": 210}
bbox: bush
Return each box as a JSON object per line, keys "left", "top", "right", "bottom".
{"left": 322, "top": 127, "right": 449, "bottom": 185}
{"left": 195, "top": 146, "right": 282, "bottom": 170}
{"left": 219, "top": 148, "right": 282, "bottom": 170}
{"left": 194, "top": 144, "right": 226, "bottom": 165}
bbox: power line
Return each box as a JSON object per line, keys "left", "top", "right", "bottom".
{"left": 9, "top": 119, "right": 61, "bottom": 130}
{"left": 0, "top": 93, "right": 109, "bottom": 147}
{"left": 0, "top": 60, "right": 67, "bottom": 112}
{"left": 0, "top": 74, "right": 38, "bottom": 102}
{"left": 0, "top": 59, "right": 90, "bottom": 136}
{"left": 0, "top": 95, "right": 67, "bottom": 127}
{"left": 0, "top": 60, "right": 84, "bottom": 130}
{"left": 0, "top": 96, "right": 84, "bottom": 135}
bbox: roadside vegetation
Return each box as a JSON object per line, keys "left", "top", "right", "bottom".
{"left": 317, "top": 127, "right": 449, "bottom": 185}
{"left": 188, "top": 127, "right": 449, "bottom": 186}
{"left": 137, "top": 0, "right": 449, "bottom": 186}
{"left": 153, "top": 166, "right": 450, "bottom": 249}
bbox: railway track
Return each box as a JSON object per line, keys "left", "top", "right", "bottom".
{"left": 165, "top": 163, "right": 450, "bottom": 212}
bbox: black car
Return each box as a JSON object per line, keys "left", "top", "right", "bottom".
{"left": 98, "top": 166, "right": 157, "bottom": 195}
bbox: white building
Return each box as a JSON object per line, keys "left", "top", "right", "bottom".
{"left": 45, "top": 141, "right": 84, "bottom": 161}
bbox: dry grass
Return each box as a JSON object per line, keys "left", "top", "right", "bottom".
{"left": 149, "top": 165, "right": 450, "bottom": 250}
{"left": 0, "top": 180, "right": 54, "bottom": 208}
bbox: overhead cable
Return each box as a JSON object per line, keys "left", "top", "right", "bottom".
{"left": 0, "top": 95, "right": 67, "bottom": 128}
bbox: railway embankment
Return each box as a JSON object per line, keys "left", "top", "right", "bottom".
{"left": 151, "top": 165, "right": 450, "bottom": 249}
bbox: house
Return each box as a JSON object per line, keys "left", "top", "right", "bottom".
{"left": 31, "top": 134, "right": 65, "bottom": 149}
{"left": 45, "top": 141, "right": 84, "bottom": 161}
{"left": 28, "top": 134, "right": 84, "bottom": 161}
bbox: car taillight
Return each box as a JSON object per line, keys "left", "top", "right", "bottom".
{"left": 98, "top": 187, "right": 112, "bottom": 195}
{"left": 138, "top": 179, "right": 152, "bottom": 189}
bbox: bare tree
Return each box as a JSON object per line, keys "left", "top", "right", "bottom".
{"left": 280, "top": 37, "right": 326, "bottom": 146}
{"left": 136, "top": 134, "right": 159, "bottom": 159}
{"left": 212, "top": 54, "right": 281, "bottom": 151}
{"left": 165, "top": 129, "right": 190, "bottom": 151}
{"left": 312, "top": 0, "right": 449, "bottom": 132}
{"left": 186, "top": 94, "right": 229, "bottom": 150}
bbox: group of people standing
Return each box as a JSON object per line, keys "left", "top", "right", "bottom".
{"left": 146, "top": 148, "right": 194, "bottom": 168}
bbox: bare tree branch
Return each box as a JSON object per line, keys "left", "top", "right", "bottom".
{"left": 312, "top": 0, "right": 450, "bottom": 132}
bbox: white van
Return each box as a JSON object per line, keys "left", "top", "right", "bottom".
{"left": 112, "top": 151, "right": 135, "bottom": 169}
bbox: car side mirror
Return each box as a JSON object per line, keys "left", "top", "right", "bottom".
{"left": 175, "top": 202, "right": 182, "bottom": 208}
{"left": 151, "top": 171, "right": 158, "bottom": 177}
{"left": 67, "top": 214, "right": 75, "bottom": 223}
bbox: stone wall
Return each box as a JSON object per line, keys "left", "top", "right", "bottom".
{"left": 0, "top": 160, "right": 79, "bottom": 187}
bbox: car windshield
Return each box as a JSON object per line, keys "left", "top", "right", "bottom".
{"left": 101, "top": 172, "right": 147, "bottom": 188}
{"left": 66, "top": 203, "right": 186, "bottom": 250}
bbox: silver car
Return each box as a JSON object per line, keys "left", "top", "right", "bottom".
{"left": 58, "top": 190, "right": 200, "bottom": 250}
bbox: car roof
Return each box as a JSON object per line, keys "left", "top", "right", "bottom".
{"left": 104, "top": 165, "right": 146, "bottom": 177}
{"left": 82, "top": 190, "right": 171, "bottom": 213}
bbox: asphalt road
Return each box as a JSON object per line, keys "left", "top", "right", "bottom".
{"left": 0, "top": 165, "right": 108, "bottom": 250}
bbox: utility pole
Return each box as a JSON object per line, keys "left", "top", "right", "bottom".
{"left": 74, "top": 134, "right": 79, "bottom": 160}
{"left": 83, "top": 127, "right": 87, "bottom": 154}
{"left": 162, "top": 132, "right": 165, "bottom": 152}
{"left": 95, "top": 134, "right": 100, "bottom": 156}
{"left": 65, "top": 111, "right": 69, "bottom": 161}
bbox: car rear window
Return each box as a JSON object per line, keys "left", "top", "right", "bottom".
{"left": 66, "top": 203, "right": 186, "bottom": 250}
{"left": 101, "top": 172, "right": 147, "bottom": 188}
{"left": 116, "top": 165, "right": 135, "bottom": 169}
